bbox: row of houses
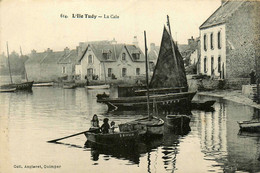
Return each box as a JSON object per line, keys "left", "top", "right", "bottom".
{"left": 25, "top": 0, "right": 259, "bottom": 82}
{"left": 25, "top": 38, "right": 152, "bottom": 82}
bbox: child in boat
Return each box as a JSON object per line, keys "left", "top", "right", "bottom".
{"left": 101, "top": 118, "right": 110, "bottom": 134}
{"left": 90, "top": 114, "right": 100, "bottom": 133}
{"left": 109, "top": 121, "right": 116, "bottom": 133}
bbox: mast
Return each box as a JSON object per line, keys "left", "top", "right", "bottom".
{"left": 20, "top": 46, "right": 28, "bottom": 82}
{"left": 6, "top": 42, "right": 13, "bottom": 84}
{"left": 167, "top": 15, "right": 180, "bottom": 86}
{"left": 144, "top": 31, "right": 151, "bottom": 120}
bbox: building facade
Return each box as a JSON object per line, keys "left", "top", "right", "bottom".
{"left": 199, "top": 0, "right": 259, "bottom": 79}
{"left": 25, "top": 48, "right": 78, "bottom": 81}
{"left": 75, "top": 43, "right": 145, "bottom": 81}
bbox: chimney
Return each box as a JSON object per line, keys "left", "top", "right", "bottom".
{"left": 150, "top": 43, "right": 156, "bottom": 51}
{"left": 111, "top": 38, "right": 117, "bottom": 44}
{"left": 64, "top": 47, "right": 70, "bottom": 55}
{"left": 133, "top": 36, "right": 138, "bottom": 47}
{"left": 188, "top": 36, "right": 195, "bottom": 46}
{"left": 46, "top": 48, "right": 53, "bottom": 53}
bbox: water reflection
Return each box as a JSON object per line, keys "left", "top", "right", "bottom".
{"left": 1, "top": 86, "right": 260, "bottom": 173}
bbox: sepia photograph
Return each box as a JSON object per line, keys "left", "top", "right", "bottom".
{"left": 0, "top": 0, "right": 259, "bottom": 172}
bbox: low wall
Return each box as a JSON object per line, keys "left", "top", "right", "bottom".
{"left": 188, "top": 78, "right": 250, "bottom": 91}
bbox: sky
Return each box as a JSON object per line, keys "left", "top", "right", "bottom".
{"left": 0, "top": 0, "right": 221, "bottom": 55}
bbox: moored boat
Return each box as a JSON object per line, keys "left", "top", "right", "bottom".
{"left": 97, "top": 16, "right": 196, "bottom": 111}
{"left": 191, "top": 100, "right": 216, "bottom": 110}
{"left": 84, "top": 130, "right": 139, "bottom": 145}
{"left": 237, "top": 120, "right": 260, "bottom": 132}
{"left": 119, "top": 116, "right": 164, "bottom": 136}
{"left": 85, "top": 84, "right": 110, "bottom": 89}
{"left": 1, "top": 81, "right": 34, "bottom": 91}
{"left": 63, "top": 84, "right": 77, "bottom": 89}
{"left": 33, "top": 82, "right": 54, "bottom": 87}
{"left": 0, "top": 87, "right": 16, "bottom": 93}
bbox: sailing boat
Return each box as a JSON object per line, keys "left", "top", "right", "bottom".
{"left": 0, "top": 43, "right": 34, "bottom": 91}
{"left": 97, "top": 16, "right": 196, "bottom": 111}
{"left": 118, "top": 31, "right": 164, "bottom": 136}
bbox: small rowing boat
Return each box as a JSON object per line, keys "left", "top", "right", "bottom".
{"left": 63, "top": 84, "right": 77, "bottom": 89}
{"left": 237, "top": 120, "right": 260, "bottom": 132}
{"left": 0, "top": 88, "right": 16, "bottom": 92}
{"left": 33, "top": 82, "right": 54, "bottom": 87}
{"left": 191, "top": 100, "right": 216, "bottom": 110}
{"left": 84, "top": 130, "right": 139, "bottom": 145}
{"left": 85, "top": 84, "right": 110, "bottom": 89}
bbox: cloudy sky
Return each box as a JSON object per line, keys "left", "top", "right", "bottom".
{"left": 0, "top": 0, "right": 220, "bottom": 54}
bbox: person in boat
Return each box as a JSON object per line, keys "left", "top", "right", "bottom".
{"left": 100, "top": 118, "right": 110, "bottom": 134}
{"left": 90, "top": 114, "right": 100, "bottom": 133}
{"left": 109, "top": 121, "right": 116, "bottom": 133}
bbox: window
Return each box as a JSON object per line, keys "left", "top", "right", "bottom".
{"left": 122, "top": 68, "right": 127, "bottom": 77}
{"left": 108, "top": 68, "right": 112, "bottom": 77}
{"left": 62, "top": 66, "right": 66, "bottom": 74}
{"left": 218, "top": 56, "right": 221, "bottom": 72}
{"left": 122, "top": 53, "right": 126, "bottom": 61}
{"left": 204, "top": 57, "right": 207, "bottom": 73}
{"left": 88, "top": 55, "right": 93, "bottom": 64}
{"left": 210, "top": 33, "right": 214, "bottom": 50}
{"left": 136, "top": 68, "right": 140, "bottom": 75}
{"left": 211, "top": 56, "right": 214, "bottom": 75}
{"left": 102, "top": 50, "right": 111, "bottom": 60}
{"left": 218, "top": 31, "right": 221, "bottom": 49}
{"left": 204, "top": 34, "right": 207, "bottom": 51}
{"left": 132, "top": 53, "right": 140, "bottom": 60}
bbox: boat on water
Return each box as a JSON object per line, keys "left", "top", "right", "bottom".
{"left": 85, "top": 84, "right": 110, "bottom": 89}
{"left": 191, "top": 100, "right": 216, "bottom": 110}
{"left": 118, "top": 31, "right": 164, "bottom": 136}
{"left": 237, "top": 120, "right": 260, "bottom": 132}
{"left": 84, "top": 130, "right": 139, "bottom": 145}
{"left": 0, "top": 87, "right": 16, "bottom": 93}
{"left": 63, "top": 84, "right": 77, "bottom": 89}
{"left": 33, "top": 82, "right": 54, "bottom": 87}
{"left": 0, "top": 43, "right": 34, "bottom": 91}
{"left": 97, "top": 16, "right": 196, "bottom": 111}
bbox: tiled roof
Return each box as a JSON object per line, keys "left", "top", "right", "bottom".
{"left": 148, "top": 47, "right": 160, "bottom": 61}
{"left": 79, "top": 43, "right": 145, "bottom": 63}
{"left": 200, "top": 0, "right": 246, "bottom": 29}
{"left": 58, "top": 50, "right": 78, "bottom": 64}
{"left": 26, "top": 50, "right": 78, "bottom": 65}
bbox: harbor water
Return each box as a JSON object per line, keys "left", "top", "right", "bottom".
{"left": 0, "top": 78, "right": 260, "bottom": 173}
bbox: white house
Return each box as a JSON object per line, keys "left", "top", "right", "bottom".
{"left": 75, "top": 43, "right": 146, "bottom": 80}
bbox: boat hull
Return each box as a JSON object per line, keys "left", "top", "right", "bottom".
{"left": 33, "top": 82, "right": 53, "bottom": 87}
{"left": 119, "top": 116, "right": 164, "bottom": 136}
{"left": 0, "top": 88, "right": 16, "bottom": 92}
{"left": 84, "top": 130, "right": 138, "bottom": 145}
{"left": 238, "top": 121, "right": 260, "bottom": 132}
{"left": 1, "top": 81, "right": 34, "bottom": 91}
{"left": 191, "top": 100, "right": 216, "bottom": 110}
{"left": 85, "top": 84, "right": 110, "bottom": 89}
{"left": 98, "top": 91, "right": 196, "bottom": 111}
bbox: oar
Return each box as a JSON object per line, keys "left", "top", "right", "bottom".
{"left": 47, "top": 128, "right": 99, "bottom": 143}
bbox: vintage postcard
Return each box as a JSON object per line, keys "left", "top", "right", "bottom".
{"left": 0, "top": 0, "right": 259, "bottom": 173}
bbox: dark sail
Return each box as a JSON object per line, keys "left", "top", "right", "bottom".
{"left": 149, "top": 26, "right": 188, "bottom": 89}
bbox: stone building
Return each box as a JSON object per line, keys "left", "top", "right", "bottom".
{"left": 199, "top": 0, "right": 260, "bottom": 79}
{"left": 75, "top": 42, "right": 145, "bottom": 81}
{"left": 25, "top": 48, "right": 78, "bottom": 81}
